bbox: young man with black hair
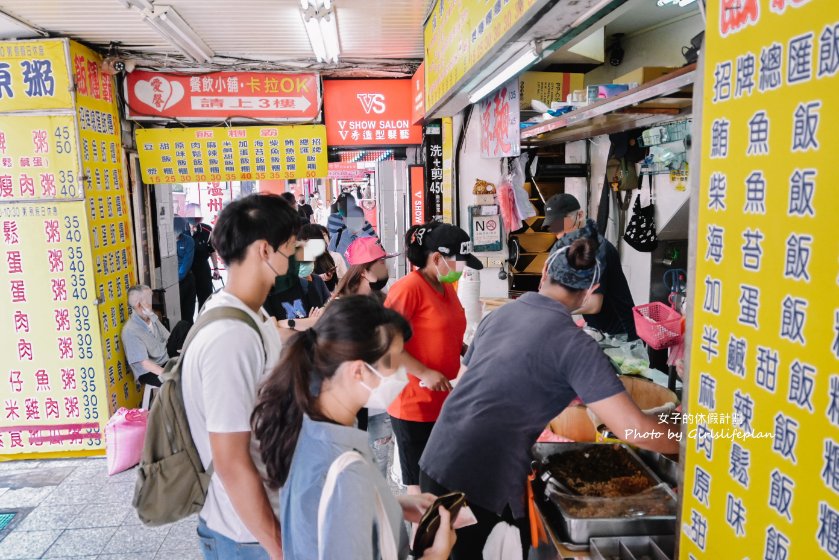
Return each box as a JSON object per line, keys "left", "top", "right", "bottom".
{"left": 181, "top": 194, "right": 299, "bottom": 559}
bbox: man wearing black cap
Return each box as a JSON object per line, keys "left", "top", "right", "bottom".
{"left": 543, "top": 193, "right": 638, "bottom": 340}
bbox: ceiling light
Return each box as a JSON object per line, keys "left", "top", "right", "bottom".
{"left": 115, "top": 0, "right": 155, "bottom": 11}
{"left": 657, "top": 0, "right": 697, "bottom": 5}
{"left": 468, "top": 46, "right": 539, "bottom": 104}
{"left": 300, "top": 2, "right": 340, "bottom": 63}
{"left": 143, "top": 5, "right": 214, "bottom": 63}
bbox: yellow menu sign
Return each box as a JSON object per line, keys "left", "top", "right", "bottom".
{"left": 681, "top": 1, "right": 839, "bottom": 558}
{"left": 0, "top": 40, "right": 73, "bottom": 112}
{"left": 136, "top": 125, "right": 328, "bottom": 183}
{"left": 423, "top": 0, "right": 539, "bottom": 112}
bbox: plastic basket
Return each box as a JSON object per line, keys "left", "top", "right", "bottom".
{"left": 633, "top": 302, "right": 683, "bottom": 350}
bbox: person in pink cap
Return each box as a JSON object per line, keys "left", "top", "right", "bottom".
{"left": 331, "top": 236, "right": 400, "bottom": 477}
{"left": 332, "top": 237, "right": 398, "bottom": 302}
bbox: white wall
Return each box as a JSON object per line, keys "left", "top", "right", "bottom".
{"left": 455, "top": 111, "right": 510, "bottom": 299}
{"left": 586, "top": 13, "right": 704, "bottom": 85}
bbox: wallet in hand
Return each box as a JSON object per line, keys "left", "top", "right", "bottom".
{"left": 411, "top": 492, "right": 467, "bottom": 557}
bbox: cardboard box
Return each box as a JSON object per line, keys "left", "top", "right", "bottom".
{"left": 519, "top": 71, "right": 584, "bottom": 109}
{"left": 613, "top": 66, "right": 678, "bottom": 87}
{"left": 587, "top": 84, "right": 630, "bottom": 103}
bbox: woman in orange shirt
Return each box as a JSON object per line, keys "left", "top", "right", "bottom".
{"left": 385, "top": 221, "right": 482, "bottom": 494}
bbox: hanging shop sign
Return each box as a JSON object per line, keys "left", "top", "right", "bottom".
{"left": 125, "top": 71, "right": 320, "bottom": 122}
{"left": 0, "top": 40, "right": 74, "bottom": 112}
{"left": 412, "top": 63, "right": 426, "bottom": 125}
{"left": 323, "top": 79, "right": 422, "bottom": 146}
{"left": 680, "top": 1, "right": 838, "bottom": 558}
{"left": 441, "top": 117, "right": 454, "bottom": 224}
{"left": 424, "top": 120, "right": 443, "bottom": 222}
{"left": 423, "top": 0, "right": 542, "bottom": 113}
{"left": 135, "top": 125, "right": 328, "bottom": 183}
{"left": 479, "top": 78, "right": 520, "bottom": 158}
{"left": 327, "top": 162, "right": 370, "bottom": 180}
{"left": 409, "top": 165, "right": 425, "bottom": 226}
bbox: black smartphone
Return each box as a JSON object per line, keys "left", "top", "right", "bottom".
{"left": 411, "top": 492, "right": 467, "bottom": 556}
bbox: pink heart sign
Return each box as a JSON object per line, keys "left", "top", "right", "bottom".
{"left": 133, "top": 77, "right": 185, "bottom": 112}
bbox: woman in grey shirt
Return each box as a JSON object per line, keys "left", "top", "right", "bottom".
{"left": 251, "top": 296, "right": 456, "bottom": 560}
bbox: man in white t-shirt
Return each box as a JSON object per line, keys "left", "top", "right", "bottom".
{"left": 182, "top": 194, "right": 300, "bottom": 559}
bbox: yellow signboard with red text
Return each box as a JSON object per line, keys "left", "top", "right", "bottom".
{"left": 681, "top": 0, "right": 839, "bottom": 557}
{"left": 136, "top": 125, "right": 328, "bottom": 183}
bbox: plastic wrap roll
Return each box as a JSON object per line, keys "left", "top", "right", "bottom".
{"left": 458, "top": 269, "right": 482, "bottom": 344}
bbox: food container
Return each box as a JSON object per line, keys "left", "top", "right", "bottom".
{"left": 590, "top": 535, "right": 675, "bottom": 560}
{"left": 531, "top": 443, "right": 677, "bottom": 545}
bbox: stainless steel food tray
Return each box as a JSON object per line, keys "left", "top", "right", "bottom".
{"left": 590, "top": 535, "right": 675, "bottom": 560}
{"left": 531, "top": 443, "right": 677, "bottom": 545}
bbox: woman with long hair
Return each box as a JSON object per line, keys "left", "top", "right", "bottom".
{"left": 384, "top": 221, "right": 482, "bottom": 495}
{"left": 251, "top": 297, "right": 456, "bottom": 560}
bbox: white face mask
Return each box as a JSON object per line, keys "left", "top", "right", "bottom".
{"left": 138, "top": 304, "right": 154, "bottom": 319}
{"left": 361, "top": 363, "right": 409, "bottom": 409}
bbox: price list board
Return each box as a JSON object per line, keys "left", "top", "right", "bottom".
{"left": 0, "top": 202, "right": 107, "bottom": 454}
{"left": 680, "top": 1, "right": 839, "bottom": 558}
{"left": 71, "top": 41, "right": 139, "bottom": 417}
{"left": 136, "top": 124, "right": 328, "bottom": 184}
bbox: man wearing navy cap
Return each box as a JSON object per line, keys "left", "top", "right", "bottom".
{"left": 543, "top": 193, "right": 637, "bottom": 340}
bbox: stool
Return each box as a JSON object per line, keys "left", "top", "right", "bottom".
{"left": 141, "top": 384, "right": 158, "bottom": 410}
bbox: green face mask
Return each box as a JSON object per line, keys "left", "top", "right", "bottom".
{"left": 272, "top": 255, "right": 298, "bottom": 294}
{"left": 436, "top": 261, "right": 462, "bottom": 284}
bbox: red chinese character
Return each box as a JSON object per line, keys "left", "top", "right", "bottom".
{"left": 208, "top": 185, "right": 224, "bottom": 197}
{"left": 19, "top": 174, "right": 34, "bottom": 197}
{"left": 51, "top": 278, "right": 67, "bottom": 301}
{"left": 1, "top": 158, "right": 11, "bottom": 168}
{"left": 207, "top": 197, "right": 223, "bottom": 212}
{"left": 35, "top": 369, "right": 50, "bottom": 391}
{"left": 9, "top": 371, "right": 22, "bottom": 393}
{"left": 44, "top": 219, "right": 60, "bottom": 243}
{"left": 54, "top": 308, "right": 70, "bottom": 331}
{"left": 58, "top": 337, "right": 73, "bottom": 360}
{"left": 152, "top": 93, "right": 164, "bottom": 109}
{"left": 17, "top": 339, "right": 32, "bottom": 361}
{"left": 44, "top": 398, "right": 59, "bottom": 419}
{"left": 40, "top": 173, "right": 56, "bottom": 198}
{"left": 61, "top": 368, "right": 76, "bottom": 390}
{"left": 24, "top": 398, "right": 40, "bottom": 420}
{"left": 73, "top": 55, "right": 88, "bottom": 95}
{"left": 19, "top": 157, "right": 30, "bottom": 168}
{"left": 7, "top": 250, "right": 22, "bottom": 274}
{"left": 3, "top": 221, "right": 19, "bottom": 244}
{"left": 0, "top": 175, "right": 14, "bottom": 197}
{"left": 5, "top": 399, "right": 19, "bottom": 419}
{"left": 48, "top": 249, "right": 64, "bottom": 273}
{"left": 32, "top": 157, "right": 44, "bottom": 167}
{"left": 0, "top": 131, "right": 6, "bottom": 154}
{"left": 32, "top": 129, "right": 48, "bottom": 153}
{"left": 68, "top": 428, "right": 83, "bottom": 444}
{"left": 13, "top": 310, "right": 29, "bottom": 332}
{"left": 720, "top": 0, "right": 760, "bottom": 37}
{"left": 87, "top": 60, "right": 101, "bottom": 99}
{"left": 492, "top": 87, "right": 512, "bottom": 155}
{"left": 64, "top": 396, "right": 80, "bottom": 418}
{"left": 10, "top": 432, "right": 22, "bottom": 448}
{"left": 11, "top": 279, "right": 26, "bottom": 303}
{"left": 102, "top": 74, "right": 113, "bottom": 103}
{"left": 151, "top": 76, "right": 164, "bottom": 93}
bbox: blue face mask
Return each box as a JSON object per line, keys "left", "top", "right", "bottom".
{"left": 298, "top": 262, "right": 315, "bottom": 278}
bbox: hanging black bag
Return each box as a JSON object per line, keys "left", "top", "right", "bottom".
{"left": 623, "top": 173, "right": 658, "bottom": 252}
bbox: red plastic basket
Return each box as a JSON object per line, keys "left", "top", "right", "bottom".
{"left": 633, "top": 302, "right": 683, "bottom": 350}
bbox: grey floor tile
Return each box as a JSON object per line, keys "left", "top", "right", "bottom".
{"left": 102, "top": 524, "right": 170, "bottom": 554}
{"left": 0, "top": 486, "right": 55, "bottom": 508}
{"left": 13, "top": 504, "right": 85, "bottom": 531}
{"left": 69, "top": 504, "right": 133, "bottom": 529}
{"left": 158, "top": 521, "right": 199, "bottom": 552}
{"left": 0, "top": 529, "right": 62, "bottom": 559}
{"left": 39, "top": 484, "right": 101, "bottom": 506}
{"left": 103, "top": 468, "right": 137, "bottom": 485}
{"left": 99, "top": 483, "right": 134, "bottom": 503}
{"left": 43, "top": 527, "right": 118, "bottom": 558}
{"left": 98, "top": 554, "right": 150, "bottom": 560}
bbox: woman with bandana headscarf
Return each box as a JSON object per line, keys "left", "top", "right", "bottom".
{"left": 417, "top": 227, "right": 681, "bottom": 560}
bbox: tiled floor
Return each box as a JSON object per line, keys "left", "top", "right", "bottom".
{"left": 0, "top": 458, "right": 203, "bottom": 559}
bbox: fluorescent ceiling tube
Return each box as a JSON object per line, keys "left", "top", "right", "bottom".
{"left": 115, "top": 0, "right": 155, "bottom": 11}
{"left": 319, "top": 11, "right": 340, "bottom": 63}
{"left": 301, "top": 3, "right": 340, "bottom": 63}
{"left": 143, "top": 5, "right": 214, "bottom": 63}
{"left": 468, "top": 47, "right": 539, "bottom": 104}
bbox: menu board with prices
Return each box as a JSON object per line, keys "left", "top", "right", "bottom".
{"left": 0, "top": 115, "right": 82, "bottom": 201}
{"left": 71, "top": 41, "right": 139, "bottom": 415}
{"left": 136, "top": 125, "right": 328, "bottom": 183}
{"left": 424, "top": 120, "right": 443, "bottom": 222}
{"left": 0, "top": 40, "right": 74, "bottom": 112}
{"left": 0, "top": 202, "right": 108, "bottom": 454}
{"left": 680, "top": 1, "right": 839, "bottom": 558}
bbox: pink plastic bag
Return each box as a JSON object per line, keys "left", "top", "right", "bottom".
{"left": 105, "top": 407, "right": 148, "bottom": 475}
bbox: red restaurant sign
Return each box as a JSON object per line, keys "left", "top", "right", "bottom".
{"left": 125, "top": 71, "right": 320, "bottom": 122}
{"left": 323, "top": 79, "right": 422, "bottom": 146}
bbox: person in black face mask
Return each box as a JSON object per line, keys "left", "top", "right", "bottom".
{"left": 331, "top": 237, "right": 397, "bottom": 304}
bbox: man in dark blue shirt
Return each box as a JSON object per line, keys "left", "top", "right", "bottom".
{"left": 174, "top": 216, "right": 196, "bottom": 323}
